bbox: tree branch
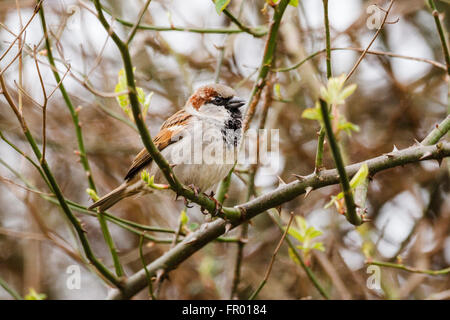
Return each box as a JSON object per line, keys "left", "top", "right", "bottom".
{"left": 428, "top": 0, "right": 450, "bottom": 75}
{"left": 422, "top": 115, "right": 450, "bottom": 145}
{"left": 243, "top": 0, "right": 290, "bottom": 131}
{"left": 222, "top": 7, "right": 267, "bottom": 38}
{"left": 367, "top": 260, "right": 450, "bottom": 276}
{"left": 314, "top": 0, "right": 332, "bottom": 173}
{"left": 319, "top": 99, "right": 361, "bottom": 225}
{"left": 249, "top": 212, "right": 294, "bottom": 300}
{"left": 274, "top": 47, "right": 447, "bottom": 73}
{"left": 108, "top": 141, "right": 450, "bottom": 299}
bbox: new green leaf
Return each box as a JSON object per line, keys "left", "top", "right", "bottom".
{"left": 325, "top": 163, "right": 369, "bottom": 208}
{"left": 25, "top": 288, "right": 46, "bottom": 300}
{"left": 320, "top": 74, "right": 357, "bottom": 105}
{"left": 286, "top": 216, "right": 325, "bottom": 264}
{"left": 115, "top": 68, "right": 152, "bottom": 121}
{"left": 215, "top": 0, "right": 231, "bottom": 14}
{"left": 179, "top": 208, "right": 189, "bottom": 226}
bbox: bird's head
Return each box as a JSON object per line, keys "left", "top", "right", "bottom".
{"left": 186, "top": 84, "right": 246, "bottom": 117}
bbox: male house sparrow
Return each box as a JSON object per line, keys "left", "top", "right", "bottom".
{"left": 89, "top": 84, "right": 245, "bottom": 211}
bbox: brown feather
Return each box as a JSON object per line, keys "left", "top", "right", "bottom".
{"left": 124, "top": 110, "right": 192, "bottom": 180}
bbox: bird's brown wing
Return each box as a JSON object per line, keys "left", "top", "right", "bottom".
{"left": 124, "top": 110, "right": 191, "bottom": 180}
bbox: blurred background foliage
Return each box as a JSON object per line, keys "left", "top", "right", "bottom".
{"left": 0, "top": 0, "right": 449, "bottom": 299}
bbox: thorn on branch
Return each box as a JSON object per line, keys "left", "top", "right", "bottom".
{"left": 275, "top": 206, "right": 282, "bottom": 216}
{"left": 224, "top": 223, "right": 232, "bottom": 234}
{"left": 185, "top": 237, "right": 198, "bottom": 244}
{"left": 304, "top": 186, "right": 313, "bottom": 198}
{"left": 385, "top": 17, "right": 400, "bottom": 25}
{"left": 419, "top": 151, "right": 433, "bottom": 160}
{"left": 277, "top": 175, "right": 286, "bottom": 185}
{"left": 293, "top": 174, "right": 307, "bottom": 181}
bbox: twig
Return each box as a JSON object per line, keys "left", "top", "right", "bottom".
{"left": 27, "top": 199, "right": 87, "bottom": 267}
{"left": 0, "top": 175, "right": 52, "bottom": 196}
{"left": 345, "top": 0, "right": 395, "bottom": 82}
{"left": 93, "top": 99, "right": 138, "bottom": 130}
{"left": 0, "top": 66, "right": 121, "bottom": 289}
{"left": 421, "top": 115, "right": 450, "bottom": 145}
{"left": 314, "top": 0, "right": 332, "bottom": 173}
{"left": 243, "top": 0, "right": 290, "bottom": 131}
{"left": 428, "top": 0, "right": 450, "bottom": 75}
{"left": 319, "top": 99, "right": 361, "bottom": 225}
{"left": 216, "top": 165, "right": 234, "bottom": 204}
{"left": 323, "top": 0, "right": 332, "bottom": 80}
{"left": 213, "top": 0, "right": 245, "bottom": 84}
{"left": 38, "top": 4, "right": 124, "bottom": 278}
{"left": 274, "top": 47, "right": 447, "bottom": 72}
{"left": 15, "top": 0, "right": 24, "bottom": 114}
{"left": 367, "top": 260, "right": 450, "bottom": 276}
{"left": 0, "top": 226, "right": 47, "bottom": 241}
{"left": 230, "top": 222, "right": 248, "bottom": 299}
{"left": 0, "top": 0, "right": 42, "bottom": 63}
{"left": 95, "top": 2, "right": 267, "bottom": 37}
{"left": 249, "top": 212, "right": 294, "bottom": 300}
{"left": 38, "top": 5, "right": 97, "bottom": 190}
{"left": 139, "top": 235, "right": 156, "bottom": 299}
{"left": 126, "top": 0, "right": 152, "bottom": 45}
{"left": 222, "top": 6, "right": 267, "bottom": 38}
{"left": 0, "top": 277, "right": 23, "bottom": 300}
{"left": 14, "top": 80, "right": 44, "bottom": 110}
{"left": 231, "top": 81, "right": 273, "bottom": 298}
{"left": 0, "top": 31, "right": 27, "bottom": 77}
{"left": 315, "top": 128, "right": 326, "bottom": 172}
{"left": 313, "top": 251, "right": 352, "bottom": 299}
{"left": 171, "top": 207, "right": 187, "bottom": 249}
{"left": 32, "top": 45, "right": 48, "bottom": 162}
{"left": 0, "top": 130, "right": 50, "bottom": 186}
{"left": 214, "top": 44, "right": 226, "bottom": 84}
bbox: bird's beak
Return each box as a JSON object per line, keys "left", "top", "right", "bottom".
{"left": 226, "top": 96, "right": 246, "bottom": 109}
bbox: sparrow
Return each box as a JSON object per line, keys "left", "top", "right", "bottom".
{"left": 89, "top": 83, "right": 246, "bottom": 211}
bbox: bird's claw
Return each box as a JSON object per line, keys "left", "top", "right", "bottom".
{"left": 184, "top": 197, "right": 194, "bottom": 208}
{"left": 188, "top": 184, "right": 200, "bottom": 197}
{"left": 203, "top": 191, "right": 222, "bottom": 217}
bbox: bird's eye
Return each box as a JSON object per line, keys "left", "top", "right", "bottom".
{"left": 212, "top": 96, "right": 224, "bottom": 106}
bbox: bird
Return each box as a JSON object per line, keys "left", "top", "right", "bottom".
{"left": 89, "top": 83, "right": 246, "bottom": 212}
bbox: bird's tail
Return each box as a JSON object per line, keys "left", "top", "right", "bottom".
{"left": 88, "top": 184, "right": 129, "bottom": 212}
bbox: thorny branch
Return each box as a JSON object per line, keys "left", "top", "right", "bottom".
{"left": 109, "top": 139, "right": 450, "bottom": 299}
